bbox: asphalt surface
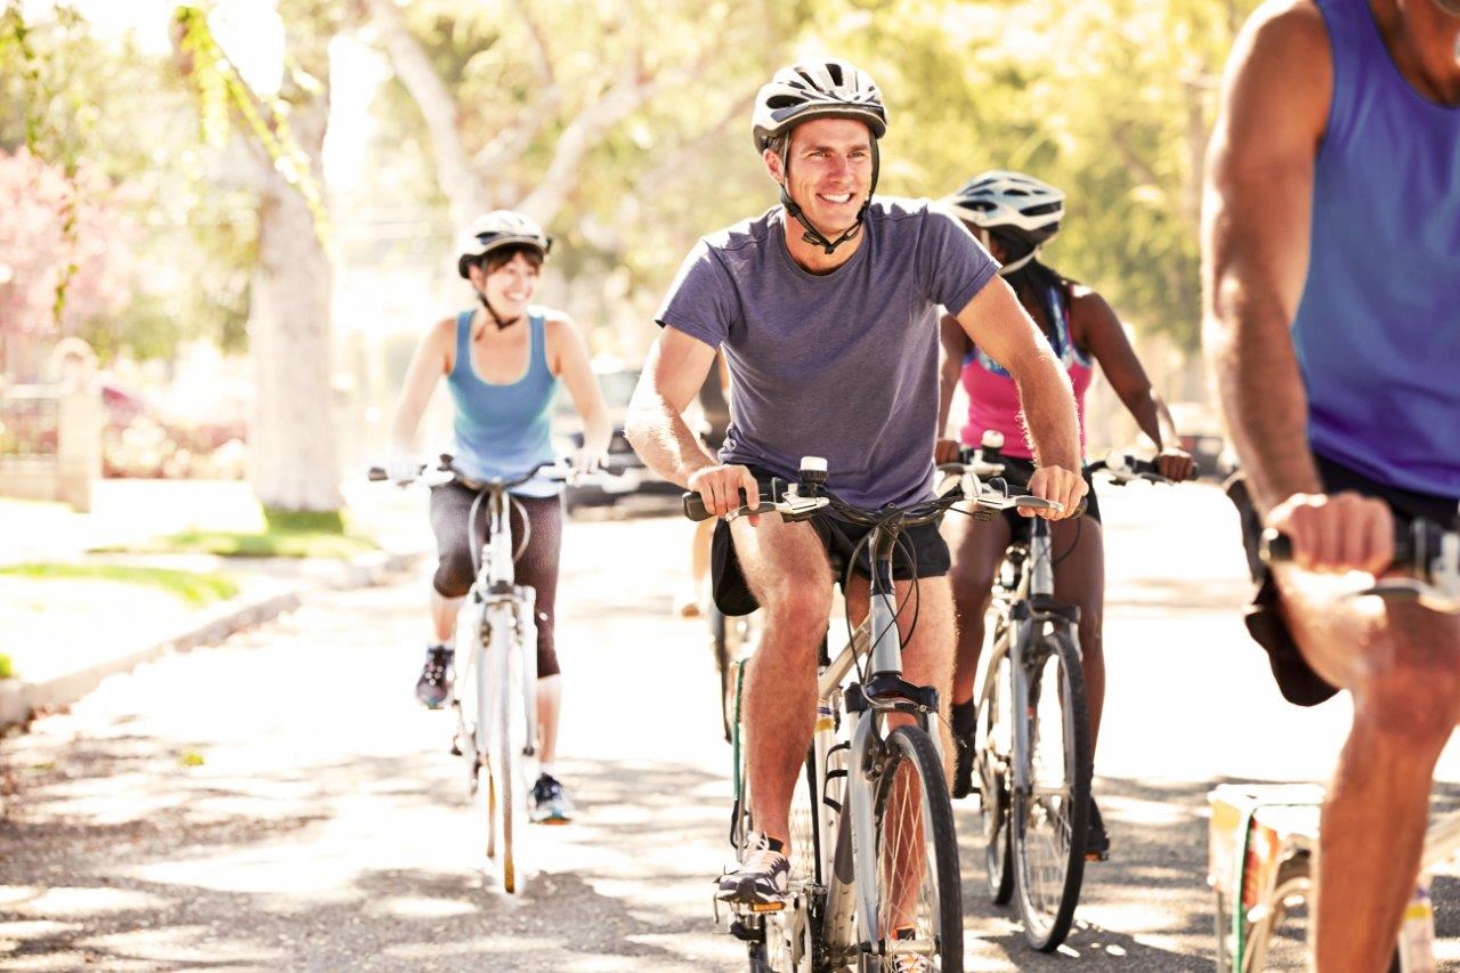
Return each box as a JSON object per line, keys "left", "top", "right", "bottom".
{"left": 3, "top": 484, "right": 1460, "bottom": 971}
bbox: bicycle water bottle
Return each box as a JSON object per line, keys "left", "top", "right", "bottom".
{"left": 1396, "top": 881, "right": 1436, "bottom": 973}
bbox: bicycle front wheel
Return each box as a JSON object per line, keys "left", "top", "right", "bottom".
{"left": 1011, "top": 623, "right": 1091, "bottom": 951}
{"left": 486, "top": 608, "right": 530, "bottom": 894}
{"left": 974, "top": 640, "right": 1015, "bottom": 905}
{"left": 863, "top": 725, "right": 963, "bottom": 972}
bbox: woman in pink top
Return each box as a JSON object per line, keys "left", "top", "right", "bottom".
{"left": 934, "top": 171, "right": 1194, "bottom": 859}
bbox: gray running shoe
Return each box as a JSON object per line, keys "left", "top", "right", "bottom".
{"left": 530, "top": 773, "right": 574, "bottom": 825}
{"left": 716, "top": 833, "right": 790, "bottom": 905}
{"left": 414, "top": 646, "right": 454, "bottom": 709}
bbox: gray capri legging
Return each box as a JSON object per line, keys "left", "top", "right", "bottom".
{"left": 429, "top": 482, "right": 563, "bottom": 678}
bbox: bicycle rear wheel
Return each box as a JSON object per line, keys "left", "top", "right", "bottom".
{"left": 863, "top": 725, "right": 963, "bottom": 972}
{"left": 1011, "top": 623, "right": 1090, "bottom": 951}
{"left": 974, "top": 640, "right": 1015, "bottom": 905}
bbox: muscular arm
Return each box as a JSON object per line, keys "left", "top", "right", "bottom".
{"left": 1201, "top": 2, "right": 1331, "bottom": 515}
{"left": 627, "top": 328, "right": 758, "bottom": 518}
{"left": 625, "top": 327, "right": 723, "bottom": 487}
{"left": 1203, "top": 3, "right": 1391, "bottom": 573}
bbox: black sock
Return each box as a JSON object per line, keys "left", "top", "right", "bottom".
{"left": 951, "top": 699, "right": 976, "bottom": 738}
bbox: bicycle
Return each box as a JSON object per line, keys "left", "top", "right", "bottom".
{"left": 371, "top": 455, "right": 615, "bottom": 894}
{"left": 1211, "top": 513, "right": 1460, "bottom": 972}
{"left": 960, "top": 435, "right": 1177, "bottom": 952}
{"left": 688, "top": 455, "right": 1065, "bottom": 972}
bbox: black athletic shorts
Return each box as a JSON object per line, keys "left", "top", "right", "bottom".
{"left": 710, "top": 465, "right": 951, "bottom": 617}
{"left": 1232, "top": 453, "right": 1460, "bottom": 707}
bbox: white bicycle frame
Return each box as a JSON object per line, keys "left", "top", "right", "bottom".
{"left": 758, "top": 552, "right": 946, "bottom": 967}
{"left": 452, "top": 482, "right": 539, "bottom": 888}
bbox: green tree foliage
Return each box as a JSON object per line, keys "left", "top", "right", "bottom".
{"left": 800, "top": 0, "right": 1256, "bottom": 349}
{"left": 0, "top": 1, "right": 258, "bottom": 364}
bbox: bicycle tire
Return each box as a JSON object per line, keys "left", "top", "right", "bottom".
{"left": 863, "top": 724, "right": 964, "bottom": 972}
{"left": 974, "top": 642, "right": 1015, "bottom": 905}
{"left": 1011, "top": 623, "right": 1091, "bottom": 951}
{"left": 486, "top": 607, "right": 530, "bottom": 894}
{"left": 714, "top": 605, "right": 735, "bottom": 743}
{"left": 1241, "top": 863, "right": 1310, "bottom": 973}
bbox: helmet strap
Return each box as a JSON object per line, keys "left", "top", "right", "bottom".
{"left": 475, "top": 290, "right": 524, "bottom": 331}
{"left": 777, "top": 140, "right": 880, "bottom": 257}
{"left": 997, "top": 249, "right": 1040, "bottom": 277}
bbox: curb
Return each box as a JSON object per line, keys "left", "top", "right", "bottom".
{"left": 0, "top": 549, "right": 425, "bottom": 732}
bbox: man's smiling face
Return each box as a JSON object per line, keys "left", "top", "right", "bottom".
{"left": 770, "top": 117, "right": 874, "bottom": 238}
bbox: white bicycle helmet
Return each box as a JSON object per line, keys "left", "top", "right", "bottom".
{"left": 752, "top": 59, "right": 888, "bottom": 256}
{"left": 752, "top": 59, "right": 888, "bottom": 152}
{"left": 455, "top": 210, "right": 552, "bottom": 279}
{"left": 943, "top": 170, "right": 1064, "bottom": 244}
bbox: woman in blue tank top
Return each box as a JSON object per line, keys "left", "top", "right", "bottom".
{"left": 388, "top": 210, "right": 610, "bottom": 823}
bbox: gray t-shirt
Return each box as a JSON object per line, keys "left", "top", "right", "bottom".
{"left": 656, "top": 196, "right": 997, "bottom": 509}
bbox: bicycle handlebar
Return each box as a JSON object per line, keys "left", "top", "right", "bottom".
{"left": 369, "top": 455, "right": 626, "bottom": 490}
{"left": 1260, "top": 518, "right": 1460, "bottom": 612}
{"left": 681, "top": 462, "right": 1064, "bottom": 525}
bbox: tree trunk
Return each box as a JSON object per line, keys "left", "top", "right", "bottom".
{"left": 246, "top": 89, "right": 341, "bottom": 516}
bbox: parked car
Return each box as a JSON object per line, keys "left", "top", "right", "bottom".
{"left": 554, "top": 364, "right": 681, "bottom": 515}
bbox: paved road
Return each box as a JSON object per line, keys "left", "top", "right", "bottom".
{"left": 3, "top": 483, "right": 1460, "bottom": 971}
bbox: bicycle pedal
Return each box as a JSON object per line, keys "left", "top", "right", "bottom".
{"left": 732, "top": 899, "right": 786, "bottom": 914}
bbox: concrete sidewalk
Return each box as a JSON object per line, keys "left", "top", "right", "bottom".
{"left": 0, "top": 479, "right": 432, "bottom": 730}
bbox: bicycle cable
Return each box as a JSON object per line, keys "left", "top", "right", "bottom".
{"left": 511, "top": 494, "right": 532, "bottom": 562}
{"left": 839, "top": 508, "right": 925, "bottom": 686}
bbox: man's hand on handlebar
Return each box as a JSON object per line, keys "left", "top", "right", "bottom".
{"left": 1266, "top": 491, "right": 1395, "bottom": 577}
{"left": 1026, "top": 465, "right": 1087, "bottom": 520}
{"left": 687, "top": 463, "right": 763, "bottom": 525}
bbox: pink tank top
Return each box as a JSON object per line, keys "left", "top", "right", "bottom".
{"left": 960, "top": 282, "right": 1093, "bottom": 460}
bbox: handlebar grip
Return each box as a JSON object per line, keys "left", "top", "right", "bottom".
{"left": 684, "top": 488, "right": 750, "bottom": 522}
{"left": 683, "top": 492, "right": 713, "bottom": 522}
{"left": 1260, "top": 529, "right": 1292, "bottom": 565}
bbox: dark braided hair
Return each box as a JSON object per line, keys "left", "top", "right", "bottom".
{"left": 990, "top": 227, "right": 1069, "bottom": 341}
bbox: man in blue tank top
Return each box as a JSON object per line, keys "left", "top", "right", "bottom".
{"left": 625, "top": 58, "right": 1087, "bottom": 910}
{"left": 1203, "top": 2, "right": 1459, "bottom": 968}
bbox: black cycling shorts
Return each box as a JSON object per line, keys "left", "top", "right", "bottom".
{"left": 710, "top": 464, "right": 952, "bottom": 617}
{"left": 1232, "top": 453, "right": 1459, "bottom": 707}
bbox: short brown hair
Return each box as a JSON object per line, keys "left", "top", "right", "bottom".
{"left": 480, "top": 244, "right": 545, "bottom": 276}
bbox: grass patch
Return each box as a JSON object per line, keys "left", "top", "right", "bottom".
{"left": 263, "top": 507, "right": 346, "bottom": 534}
{"left": 100, "top": 528, "right": 379, "bottom": 559}
{"left": 89, "top": 506, "right": 379, "bottom": 560}
{"left": 0, "top": 563, "right": 239, "bottom": 607}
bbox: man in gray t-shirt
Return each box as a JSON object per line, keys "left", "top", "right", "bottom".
{"left": 625, "top": 58, "right": 1086, "bottom": 908}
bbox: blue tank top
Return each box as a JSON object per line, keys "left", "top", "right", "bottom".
{"left": 447, "top": 309, "right": 560, "bottom": 498}
{"left": 1295, "top": 0, "right": 1460, "bottom": 498}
